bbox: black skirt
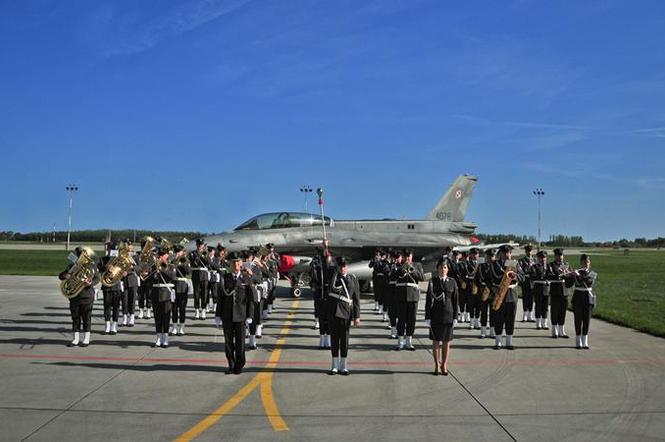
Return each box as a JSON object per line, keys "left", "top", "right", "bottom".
{"left": 429, "top": 323, "right": 454, "bottom": 342}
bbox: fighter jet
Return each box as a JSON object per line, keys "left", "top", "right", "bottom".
{"left": 198, "top": 175, "right": 482, "bottom": 296}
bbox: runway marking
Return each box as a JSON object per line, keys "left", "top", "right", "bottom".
{"left": 3, "top": 352, "right": 665, "bottom": 368}
{"left": 174, "top": 300, "right": 298, "bottom": 441}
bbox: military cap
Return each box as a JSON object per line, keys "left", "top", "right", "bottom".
{"left": 524, "top": 244, "right": 533, "bottom": 251}
{"left": 174, "top": 244, "right": 184, "bottom": 253}
{"left": 216, "top": 244, "right": 226, "bottom": 253}
{"left": 336, "top": 256, "right": 348, "bottom": 267}
{"left": 195, "top": 238, "right": 205, "bottom": 247}
{"left": 537, "top": 250, "right": 548, "bottom": 258}
{"left": 553, "top": 248, "right": 564, "bottom": 256}
{"left": 485, "top": 248, "right": 495, "bottom": 257}
{"left": 156, "top": 248, "right": 169, "bottom": 257}
{"left": 469, "top": 247, "right": 480, "bottom": 255}
{"left": 498, "top": 244, "right": 514, "bottom": 253}
{"left": 228, "top": 252, "right": 242, "bottom": 262}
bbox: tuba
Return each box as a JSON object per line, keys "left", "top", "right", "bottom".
{"left": 492, "top": 262, "right": 517, "bottom": 311}
{"left": 138, "top": 237, "right": 157, "bottom": 281}
{"left": 60, "top": 248, "right": 97, "bottom": 299}
{"left": 101, "top": 242, "right": 136, "bottom": 287}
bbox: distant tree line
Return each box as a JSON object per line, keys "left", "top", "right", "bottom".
{"left": 0, "top": 230, "right": 206, "bottom": 244}
{"left": 477, "top": 233, "right": 665, "bottom": 248}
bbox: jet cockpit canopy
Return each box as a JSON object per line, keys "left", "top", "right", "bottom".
{"left": 234, "top": 212, "right": 334, "bottom": 231}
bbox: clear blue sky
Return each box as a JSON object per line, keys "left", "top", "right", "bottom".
{"left": 1, "top": 0, "right": 664, "bottom": 241}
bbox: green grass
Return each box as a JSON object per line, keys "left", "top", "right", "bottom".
{"left": 1, "top": 248, "right": 664, "bottom": 337}
{"left": 565, "top": 250, "right": 665, "bottom": 338}
{"left": 0, "top": 250, "right": 74, "bottom": 276}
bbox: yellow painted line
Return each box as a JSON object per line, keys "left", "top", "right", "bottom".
{"left": 175, "top": 299, "right": 299, "bottom": 441}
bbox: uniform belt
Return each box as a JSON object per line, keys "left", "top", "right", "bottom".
{"left": 192, "top": 267, "right": 208, "bottom": 271}
{"left": 375, "top": 273, "right": 385, "bottom": 276}
{"left": 154, "top": 283, "right": 174, "bottom": 288}
{"left": 508, "top": 284, "right": 518, "bottom": 289}
{"left": 550, "top": 280, "right": 564, "bottom": 284}
{"left": 176, "top": 277, "right": 190, "bottom": 282}
{"left": 574, "top": 287, "right": 593, "bottom": 292}
{"left": 533, "top": 281, "right": 549, "bottom": 285}
{"left": 388, "top": 281, "right": 396, "bottom": 285}
{"left": 396, "top": 283, "right": 419, "bottom": 288}
{"left": 328, "top": 293, "right": 352, "bottom": 304}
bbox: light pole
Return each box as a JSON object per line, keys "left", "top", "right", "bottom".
{"left": 65, "top": 184, "right": 79, "bottom": 251}
{"left": 533, "top": 188, "right": 545, "bottom": 251}
{"left": 300, "top": 185, "right": 313, "bottom": 213}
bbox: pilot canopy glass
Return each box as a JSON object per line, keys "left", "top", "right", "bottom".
{"left": 234, "top": 212, "right": 333, "bottom": 231}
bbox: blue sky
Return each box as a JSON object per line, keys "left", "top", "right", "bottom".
{"left": 1, "top": 0, "right": 664, "bottom": 241}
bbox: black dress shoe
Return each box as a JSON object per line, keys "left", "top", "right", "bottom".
{"left": 234, "top": 368, "right": 243, "bottom": 375}
{"left": 493, "top": 345, "right": 501, "bottom": 350}
{"left": 341, "top": 370, "right": 349, "bottom": 376}
{"left": 442, "top": 370, "right": 449, "bottom": 376}
{"left": 506, "top": 345, "right": 515, "bottom": 350}
{"left": 79, "top": 343, "right": 88, "bottom": 347}
{"left": 560, "top": 334, "right": 569, "bottom": 339}
{"left": 433, "top": 370, "right": 439, "bottom": 376}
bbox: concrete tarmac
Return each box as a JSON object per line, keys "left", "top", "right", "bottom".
{"left": 1, "top": 275, "right": 664, "bottom": 441}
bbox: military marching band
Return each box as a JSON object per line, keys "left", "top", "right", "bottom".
{"left": 59, "top": 239, "right": 599, "bottom": 376}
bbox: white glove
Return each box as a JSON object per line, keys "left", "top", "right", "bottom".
{"left": 245, "top": 318, "right": 253, "bottom": 326}
{"left": 453, "top": 320, "right": 458, "bottom": 328}
{"left": 425, "top": 319, "right": 431, "bottom": 327}
{"left": 170, "top": 290, "right": 176, "bottom": 303}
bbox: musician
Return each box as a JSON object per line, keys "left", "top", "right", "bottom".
{"left": 489, "top": 245, "right": 524, "bottom": 349}
{"left": 150, "top": 248, "right": 176, "bottom": 348}
{"left": 219, "top": 253, "right": 254, "bottom": 374}
{"left": 572, "top": 254, "right": 597, "bottom": 349}
{"left": 549, "top": 248, "right": 575, "bottom": 339}
{"left": 171, "top": 245, "right": 191, "bottom": 336}
{"left": 463, "top": 248, "right": 481, "bottom": 330}
{"left": 327, "top": 257, "right": 361, "bottom": 375}
{"left": 450, "top": 251, "right": 467, "bottom": 323}
{"left": 386, "top": 250, "right": 402, "bottom": 339}
{"left": 59, "top": 247, "right": 99, "bottom": 347}
{"left": 369, "top": 249, "right": 386, "bottom": 315}
{"left": 245, "top": 248, "right": 267, "bottom": 349}
{"left": 121, "top": 240, "right": 139, "bottom": 327}
{"left": 310, "top": 248, "right": 334, "bottom": 348}
{"left": 518, "top": 244, "right": 535, "bottom": 323}
{"left": 375, "top": 250, "right": 391, "bottom": 322}
{"left": 137, "top": 238, "right": 152, "bottom": 320}
{"left": 395, "top": 249, "right": 425, "bottom": 351}
{"left": 206, "top": 247, "right": 219, "bottom": 314}
{"left": 475, "top": 248, "right": 496, "bottom": 338}
{"left": 531, "top": 250, "right": 551, "bottom": 330}
{"left": 99, "top": 242, "right": 123, "bottom": 335}
{"left": 264, "top": 243, "right": 280, "bottom": 316}
{"left": 188, "top": 239, "right": 210, "bottom": 320}
{"left": 214, "top": 245, "right": 229, "bottom": 328}
{"left": 425, "top": 260, "right": 459, "bottom": 375}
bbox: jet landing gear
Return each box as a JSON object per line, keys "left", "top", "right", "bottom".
{"left": 288, "top": 272, "right": 310, "bottom": 298}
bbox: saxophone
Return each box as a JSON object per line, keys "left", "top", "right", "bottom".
{"left": 492, "top": 262, "right": 517, "bottom": 311}
{"left": 60, "top": 248, "right": 97, "bottom": 299}
{"left": 101, "top": 242, "right": 136, "bottom": 287}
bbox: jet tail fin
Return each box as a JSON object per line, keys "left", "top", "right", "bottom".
{"left": 425, "top": 174, "right": 477, "bottom": 222}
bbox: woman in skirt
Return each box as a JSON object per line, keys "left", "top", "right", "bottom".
{"left": 425, "top": 260, "right": 459, "bottom": 375}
